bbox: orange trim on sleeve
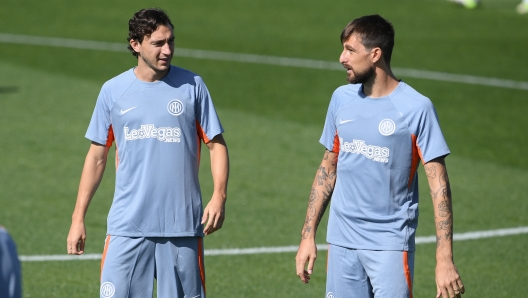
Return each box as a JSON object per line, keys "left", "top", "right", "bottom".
{"left": 100, "top": 235, "right": 111, "bottom": 281}
{"left": 332, "top": 131, "right": 340, "bottom": 153}
{"left": 194, "top": 121, "right": 204, "bottom": 165}
{"left": 114, "top": 145, "right": 119, "bottom": 170}
{"left": 403, "top": 251, "right": 414, "bottom": 298}
{"left": 106, "top": 125, "right": 115, "bottom": 147}
{"left": 198, "top": 237, "right": 206, "bottom": 295}
{"left": 407, "top": 134, "right": 421, "bottom": 190}
{"left": 195, "top": 121, "right": 210, "bottom": 143}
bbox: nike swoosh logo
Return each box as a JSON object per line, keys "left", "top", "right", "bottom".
{"left": 339, "top": 119, "right": 354, "bottom": 125}
{"left": 120, "top": 106, "right": 137, "bottom": 115}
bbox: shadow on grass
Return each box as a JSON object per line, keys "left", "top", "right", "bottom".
{"left": 0, "top": 86, "right": 19, "bottom": 94}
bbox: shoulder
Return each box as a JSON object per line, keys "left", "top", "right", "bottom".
{"left": 166, "top": 66, "right": 206, "bottom": 86}
{"left": 333, "top": 83, "right": 362, "bottom": 96}
{"left": 100, "top": 68, "right": 136, "bottom": 94}
{"left": 390, "top": 81, "right": 436, "bottom": 112}
{"left": 330, "top": 83, "right": 362, "bottom": 107}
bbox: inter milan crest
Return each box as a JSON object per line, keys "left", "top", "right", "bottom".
{"left": 378, "top": 118, "right": 396, "bottom": 136}
{"left": 167, "top": 99, "right": 184, "bottom": 116}
{"left": 100, "top": 282, "right": 116, "bottom": 298}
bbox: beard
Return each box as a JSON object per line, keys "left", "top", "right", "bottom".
{"left": 347, "top": 66, "right": 376, "bottom": 85}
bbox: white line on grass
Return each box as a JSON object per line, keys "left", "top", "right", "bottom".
{"left": 1, "top": 33, "right": 527, "bottom": 91}
{"left": 19, "top": 226, "right": 528, "bottom": 262}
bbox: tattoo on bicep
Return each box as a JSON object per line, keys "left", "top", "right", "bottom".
{"left": 440, "top": 167, "right": 448, "bottom": 184}
{"left": 425, "top": 164, "right": 436, "bottom": 179}
{"left": 323, "top": 150, "right": 330, "bottom": 160}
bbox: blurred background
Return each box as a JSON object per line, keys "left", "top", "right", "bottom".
{"left": 0, "top": 0, "right": 527, "bottom": 296}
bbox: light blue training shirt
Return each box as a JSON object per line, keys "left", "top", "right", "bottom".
{"left": 320, "top": 82, "right": 449, "bottom": 251}
{"left": 86, "top": 66, "right": 224, "bottom": 237}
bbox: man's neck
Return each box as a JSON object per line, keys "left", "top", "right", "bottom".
{"left": 134, "top": 65, "right": 169, "bottom": 82}
{"left": 362, "top": 67, "right": 399, "bottom": 98}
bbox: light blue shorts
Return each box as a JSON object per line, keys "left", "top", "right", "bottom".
{"left": 100, "top": 235, "right": 205, "bottom": 298}
{"left": 326, "top": 244, "right": 414, "bottom": 298}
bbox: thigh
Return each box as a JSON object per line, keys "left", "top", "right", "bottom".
{"left": 358, "top": 250, "right": 414, "bottom": 298}
{"left": 155, "top": 237, "right": 206, "bottom": 298}
{"left": 100, "top": 235, "right": 155, "bottom": 298}
{"left": 326, "top": 244, "right": 373, "bottom": 298}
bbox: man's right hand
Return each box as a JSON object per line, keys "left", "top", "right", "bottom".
{"left": 66, "top": 221, "right": 86, "bottom": 255}
{"left": 295, "top": 238, "right": 318, "bottom": 284}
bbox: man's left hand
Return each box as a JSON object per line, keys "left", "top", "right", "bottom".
{"left": 436, "top": 260, "right": 464, "bottom": 298}
{"left": 202, "top": 196, "right": 226, "bottom": 235}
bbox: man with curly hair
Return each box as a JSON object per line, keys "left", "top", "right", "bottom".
{"left": 67, "top": 8, "right": 229, "bottom": 298}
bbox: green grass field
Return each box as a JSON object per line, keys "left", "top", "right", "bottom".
{"left": 1, "top": 0, "right": 528, "bottom": 296}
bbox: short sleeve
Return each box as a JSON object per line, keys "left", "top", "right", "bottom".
{"left": 319, "top": 94, "right": 339, "bottom": 153}
{"left": 85, "top": 85, "right": 114, "bottom": 146}
{"left": 194, "top": 76, "right": 224, "bottom": 143}
{"left": 415, "top": 102, "right": 450, "bottom": 164}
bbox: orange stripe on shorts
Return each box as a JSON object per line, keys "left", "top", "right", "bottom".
{"left": 100, "top": 235, "right": 111, "bottom": 281}
{"left": 198, "top": 237, "right": 206, "bottom": 294}
{"left": 403, "top": 251, "right": 413, "bottom": 298}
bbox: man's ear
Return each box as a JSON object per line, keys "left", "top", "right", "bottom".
{"left": 130, "top": 39, "right": 141, "bottom": 54}
{"left": 371, "top": 47, "right": 382, "bottom": 64}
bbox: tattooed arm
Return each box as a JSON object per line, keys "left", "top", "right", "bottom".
{"left": 424, "top": 157, "right": 465, "bottom": 298}
{"left": 295, "top": 149, "right": 337, "bottom": 283}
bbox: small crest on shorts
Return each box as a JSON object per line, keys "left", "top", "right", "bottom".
{"left": 379, "top": 118, "right": 396, "bottom": 136}
{"left": 100, "top": 282, "right": 115, "bottom": 298}
{"left": 167, "top": 99, "right": 184, "bottom": 116}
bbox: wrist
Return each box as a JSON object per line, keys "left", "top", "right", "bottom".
{"left": 211, "top": 191, "right": 227, "bottom": 201}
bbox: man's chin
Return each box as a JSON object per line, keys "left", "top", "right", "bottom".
{"left": 155, "top": 64, "right": 171, "bottom": 73}
{"left": 347, "top": 77, "right": 360, "bottom": 84}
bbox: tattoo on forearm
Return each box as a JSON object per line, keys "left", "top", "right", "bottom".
{"left": 426, "top": 160, "right": 455, "bottom": 251}
{"left": 316, "top": 166, "right": 327, "bottom": 185}
{"left": 444, "top": 230, "right": 452, "bottom": 241}
{"left": 438, "top": 200, "right": 451, "bottom": 217}
{"left": 301, "top": 151, "right": 336, "bottom": 239}
{"left": 436, "top": 218, "right": 452, "bottom": 230}
{"left": 316, "top": 185, "right": 333, "bottom": 224}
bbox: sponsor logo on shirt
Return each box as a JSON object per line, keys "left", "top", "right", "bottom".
{"left": 339, "top": 118, "right": 354, "bottom": 125}
{"left": 124, "top": 124, "right": 181, "bottom": 143}
{"left": 326, "top": 292, "right": 335, "bottom": 298}
{"left": 339, "top": 138, "right": 390, "bottom": 163}
{"left": 120, "top": 106, "right": 137, "bottom": 115}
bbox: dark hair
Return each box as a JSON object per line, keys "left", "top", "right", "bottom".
{"left": 127, "top": 8, "right": 174, "bottom": 58}
{"left": 340, "top": 15, "right": 395, "bottom": 65}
